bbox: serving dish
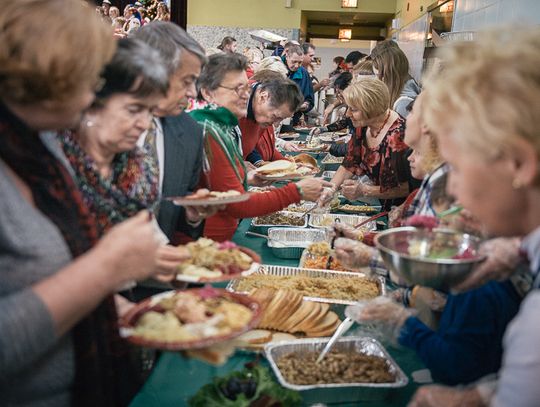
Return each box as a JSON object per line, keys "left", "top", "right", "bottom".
{"left": 166, "top": 191, "right": 250, "bottom": 206}
{"left": 267, "top": 227, "right": 326, "bottom": 259}
{"left": 277, "top": 131, "right": 300, "bottom": 140}
{"left": 251, "top": 211, "right": 308, "bottom": 234}
{"left": 264, "top": 337, "right": 408, "bottom": 402}
{"left": 375, "top": 227, "right": 486, "bottom": 290}
{"left": 120, "top": 288, "right": 262, "bottom": 350}
{"left": 227, "top": 265, "right": 385, "bottom": 305}
{"left": 309, "top": 213, "right": 377, "bottom": 231}
{"left": 321, "top": 154, "right": 344, "bottom": 171}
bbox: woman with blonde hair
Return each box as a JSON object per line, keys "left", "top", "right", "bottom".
{"left": 321, "top": 77, "right": 410, "bottom": 209}
{"left": 370, "top": 40, "right": 421, "bottom": 118}
{"left": 0, "top": 0, "right": 171, "bottom": 405}
{"left": 407, "top": 26, "right": 540, "bottom": 407}
{"left": 244, "top": 47, "right": 264, "bottom": 78}
{"left": 256, "top": 56, "right": 289, "bottom": 77}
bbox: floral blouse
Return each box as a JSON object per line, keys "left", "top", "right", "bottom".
{"left": 342, "top": 116, "right": 409, "bottom": 192}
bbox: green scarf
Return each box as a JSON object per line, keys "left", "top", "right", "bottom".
{"left": 190, "top": 105, "right": 248, "bottom": 189}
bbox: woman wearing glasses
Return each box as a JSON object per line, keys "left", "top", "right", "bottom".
{"left": 191, "top": 53, "right": 331, "bottom": 241}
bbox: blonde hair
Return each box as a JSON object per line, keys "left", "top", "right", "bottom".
{"left": 243, "top": 47, "right": 263, "bottom": 64}
{"left": 423, "top": 27, "right": 540, "bottom": 163}
{"left": 352, "top": 57, "right": 374, "bottom": 76}
{"left": 342, "top": 77, "right": 390, "bottom": 120}
{"left": 0, "top": 0, "right": 115, "bottom": 104}
{"left": 256, "top": 56, "right": 288, "bottom": 77}
{"left": 371, "top": 40, "right": 411, "bottom": 109}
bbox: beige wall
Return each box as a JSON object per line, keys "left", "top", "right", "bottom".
{"left": 395, "top": 0, "right": 434, "bottom": 28}
{"left": 187, "top": 0, "right": 397, "bottom": 29}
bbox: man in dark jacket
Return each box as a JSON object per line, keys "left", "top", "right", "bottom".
{"left": 281, "top": 43, "right": 314, "bottom": 126}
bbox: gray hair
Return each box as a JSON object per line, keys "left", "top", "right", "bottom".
{"left": 93, "top": 37, "right": 168, "bottom": 106}
{"left": 258, "top": 77, "right": 303, "bottom": 112}
{"left": 197, "top": 53, "right": 248, "bottom": 92}
{"left": 133, "top": 21, "right": 207, "bottom": 75}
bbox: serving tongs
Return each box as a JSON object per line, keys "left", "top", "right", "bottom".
{"left": 316, "top": 317, "right": 355, "bottom": 363}
{"left": 354, "top": 211, "right": 389, "bottom": 229}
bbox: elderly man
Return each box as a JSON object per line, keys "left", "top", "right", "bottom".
{"left": 281, "top": 43, "right": 314, "bottom": 125}
{"left": 240, "top": 76, "right": 304, "bottom": 165}
{"left": 134, "top": 22, "right": 214, "bottom": 243}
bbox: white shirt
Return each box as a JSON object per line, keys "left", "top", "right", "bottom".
{"left": 137, "top": 117, "right": 165, "bottom": 192}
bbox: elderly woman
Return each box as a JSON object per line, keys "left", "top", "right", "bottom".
{"left": 406, "top": 27, "right": 540, "bottom": 407}
{"left": 190, "top": 53, "right": 330, "bottom": 241}
{"left": 0, "top": 1, "right": 167, "bottom": 405}
{"left": 370, "top": 40, "right": 421, "bottom": 118}
{"left": 59, "top": 38, "right": 167, "bottom": 235}
{"left": 321, "top": 77, "right": 410, "bottom": 210}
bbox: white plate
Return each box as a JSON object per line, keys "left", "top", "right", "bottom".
{"left": 165, "top": 193, "right": 251, "bottom": 206}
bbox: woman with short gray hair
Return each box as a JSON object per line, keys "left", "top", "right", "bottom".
{"left": 58, "top": 37, "right": 169, "bottom": 234}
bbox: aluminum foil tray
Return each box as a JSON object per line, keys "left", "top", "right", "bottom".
{"left": 250, "top": 211, "right": 308, "bottom": 235}
{"left": 226, "top": 265, "right": 386, "bottom": 305}
{"left": 309, "top": 213, "right": 377, "bottom": 231}
{"left": 267, "top": 228, "right": 327, "bottom": 259}
{"left": 321, "top": 154, "right": 344, "bottom": 171}
{"left": 264, "top": 337, "right": 408, "bottom": 402}
{"left": 285, "top": 201, "right": 316, "bottom": 213}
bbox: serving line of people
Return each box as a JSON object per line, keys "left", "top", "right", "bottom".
{"left": 2, "top": 1, "right": 540, "bottom": 406}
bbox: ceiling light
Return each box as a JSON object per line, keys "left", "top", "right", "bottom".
{"left": 338, "top": 28, "right": 352, "bottom": 41}
{"left": 342, "top": 0, "right": 358, "bottom": 8}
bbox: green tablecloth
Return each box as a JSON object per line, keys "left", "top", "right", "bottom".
{"left": 130, "top": 218, "right": 426, "bottom": 407}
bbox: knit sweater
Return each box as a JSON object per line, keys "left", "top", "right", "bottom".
{"left": 191, "top": 106, "right": 301, "bottom": 241}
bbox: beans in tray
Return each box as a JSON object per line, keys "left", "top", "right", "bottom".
{"left": 276, "top": 350, "right": 395, "bottom": 385}
{"left": 255, "top": 213, "right": 305, "bottom": 226}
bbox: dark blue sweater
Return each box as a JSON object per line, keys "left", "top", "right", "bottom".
{"left": 399, "top": 280, "right": 521, "bottom": 385}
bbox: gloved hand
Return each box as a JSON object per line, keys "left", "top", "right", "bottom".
{"left": 452, "top": 236, "right": 522, "bottom": 293}
{"left": 345, "top": 296, "right": 415, "bottom": 342}
{"left": 341, "top": 179, "right": 362, "bottom": 201}
{"left": 333, "top": 222, "right": 363, "bottom": 240}
{"left": 408, "top": 385, "right": 486, "bottom": 407}
{"left": 317, "top": 185, "right": 337, "bottom": 207}
{"left": 334, "top": 237, "right": 375, "bottom": 270}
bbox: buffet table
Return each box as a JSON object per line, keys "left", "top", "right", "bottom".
{"left": 130, "top": 217, "right": 426, "bottom": 407}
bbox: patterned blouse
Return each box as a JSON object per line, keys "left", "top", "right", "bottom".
{"left": 342, "top": 116, "right": 409, "bottom": 192}
{"left": 59, "top": 131, "right": 159, "bottom": 235}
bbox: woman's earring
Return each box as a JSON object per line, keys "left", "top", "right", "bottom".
{"left": 512, "top": 178, "right": 523, "bottom": 189}
{"left": 85, "top": 120, "right": 95, "bottom": 128}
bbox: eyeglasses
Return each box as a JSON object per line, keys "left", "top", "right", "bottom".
{"left": 218, "top": 83, "right": 251, "bottom": 96}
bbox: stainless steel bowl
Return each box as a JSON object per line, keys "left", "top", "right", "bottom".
{"left": 375, "top": 227, "right": 486, "bottom": 290}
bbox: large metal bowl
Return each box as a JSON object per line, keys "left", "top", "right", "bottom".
{"left": 375, "top": 227, "right": 486, "bottom": 290}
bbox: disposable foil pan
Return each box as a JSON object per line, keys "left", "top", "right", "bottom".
{"left": 267, "top": 227, "right": 326, "bottom": 259}
{"left": 251, "top": 211, "right": 308, "bottom": 234}
{"left": 321, "top": 170, "right": 336, "bottom": 179}
{"left": 264, "top": 337, "right": 408, "bottom": 402}
{"left": 309, "top": 213, "right": 377, "bottom": 231}
{"left": 226, "top": 265, "right": 386, "bottom": 305}
{"left": 285, "top": 201, "right": 316, "bottom": 213}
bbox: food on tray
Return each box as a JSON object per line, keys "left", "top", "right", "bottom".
{"left": 294, "top": 139, "right": 324, "bottom": 150}
{"left": 307, "top": 242, "right": 331, "bottom": 256}
{"left": 310, "top": 215, "right": 335, "bottom": 227}
{"left": 322, "top": 154, "right": 344, "bottom": 164}
{"left": 278, "top": 131, "right": 299, "bottom": 139}
{"left": 285, "top": 201, "right": 314, "bottom": 213}
{"left": 253, "top": 212, "right": 305, "bottom": 226}
{"left": 235, "top": 274, "right": 380, "bottom": 302}
{"left": 249, "top": 288, "right": 341, "bottom": 337}
{"left": 184, "top": 190, "right": 241, "bottom": 200}
{"left": 303, "top": 255, "right": 347, "bottom": 272}
{"left": 276, "top": 350, "right": 396, "bottom": 385}
{"left": 255, "top": 159, "right": 317, "bottom": 179}
{"left": 132, "top": 288, "right": 254, "bottom": 343}
{"left": 339, "top": 204, "right": 379, "bottom": 214}
{"left": 177, "top": 238, "right": 255, "bottom": 279}
{"left": 292, "top": 153, "right": 318, "bottom": 169}
{"left": 189, "top": 363, "right": 301, "bottom": 407}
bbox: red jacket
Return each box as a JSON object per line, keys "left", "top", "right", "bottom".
{"left": 204, "top": 136, "right": 301, "bottom": 241}
{"left": 239, "top": 117, "right": 284, "bottom": 162}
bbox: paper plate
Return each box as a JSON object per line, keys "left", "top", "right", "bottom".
{"left": 165, "top": 192, "right": 251, "bottom": 206}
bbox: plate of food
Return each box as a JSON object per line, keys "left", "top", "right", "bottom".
{"left": 290, "top": 140, "right": 327, "bottom": 152}
{"left": 251, "top": 211, "right": 308, "bottom": 234}
{"left": 120, "top": 287, "right": 262, "bottom": 350}
{"left": 299, "top": 242, "right": 357, "bottom": 272}
{"left": 255, "top": 158, "right": 318, "bottom": 181}
{"left": 166, "top": 190, "right": 250, "bottom": 206}
{"left": 175, "top": 238, "right": 261, "bottom": 283}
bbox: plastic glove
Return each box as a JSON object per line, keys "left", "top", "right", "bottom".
{"left": 408, "top": 385, "right": 486, "bottom": 407}
{"left": 345, "top": 296, "right": 415, "bottom": 342}
{"left": 341, "top": 179, "right": 362, "bottom": 201}
{"left": 334, "top": 237, "right": 375, "bottom": 270}
{"left": 333, "top": 222, "right": 364, "bottom": 240}
{"left": 317, "top": 185, "right": 337, "bottom": 207}
{"left": 452, "top": 237, "right": 522, "bottom": 293}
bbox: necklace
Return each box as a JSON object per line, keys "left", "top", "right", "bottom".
{"left": 369, "top": 110, "right": 391, "bottom": 138}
